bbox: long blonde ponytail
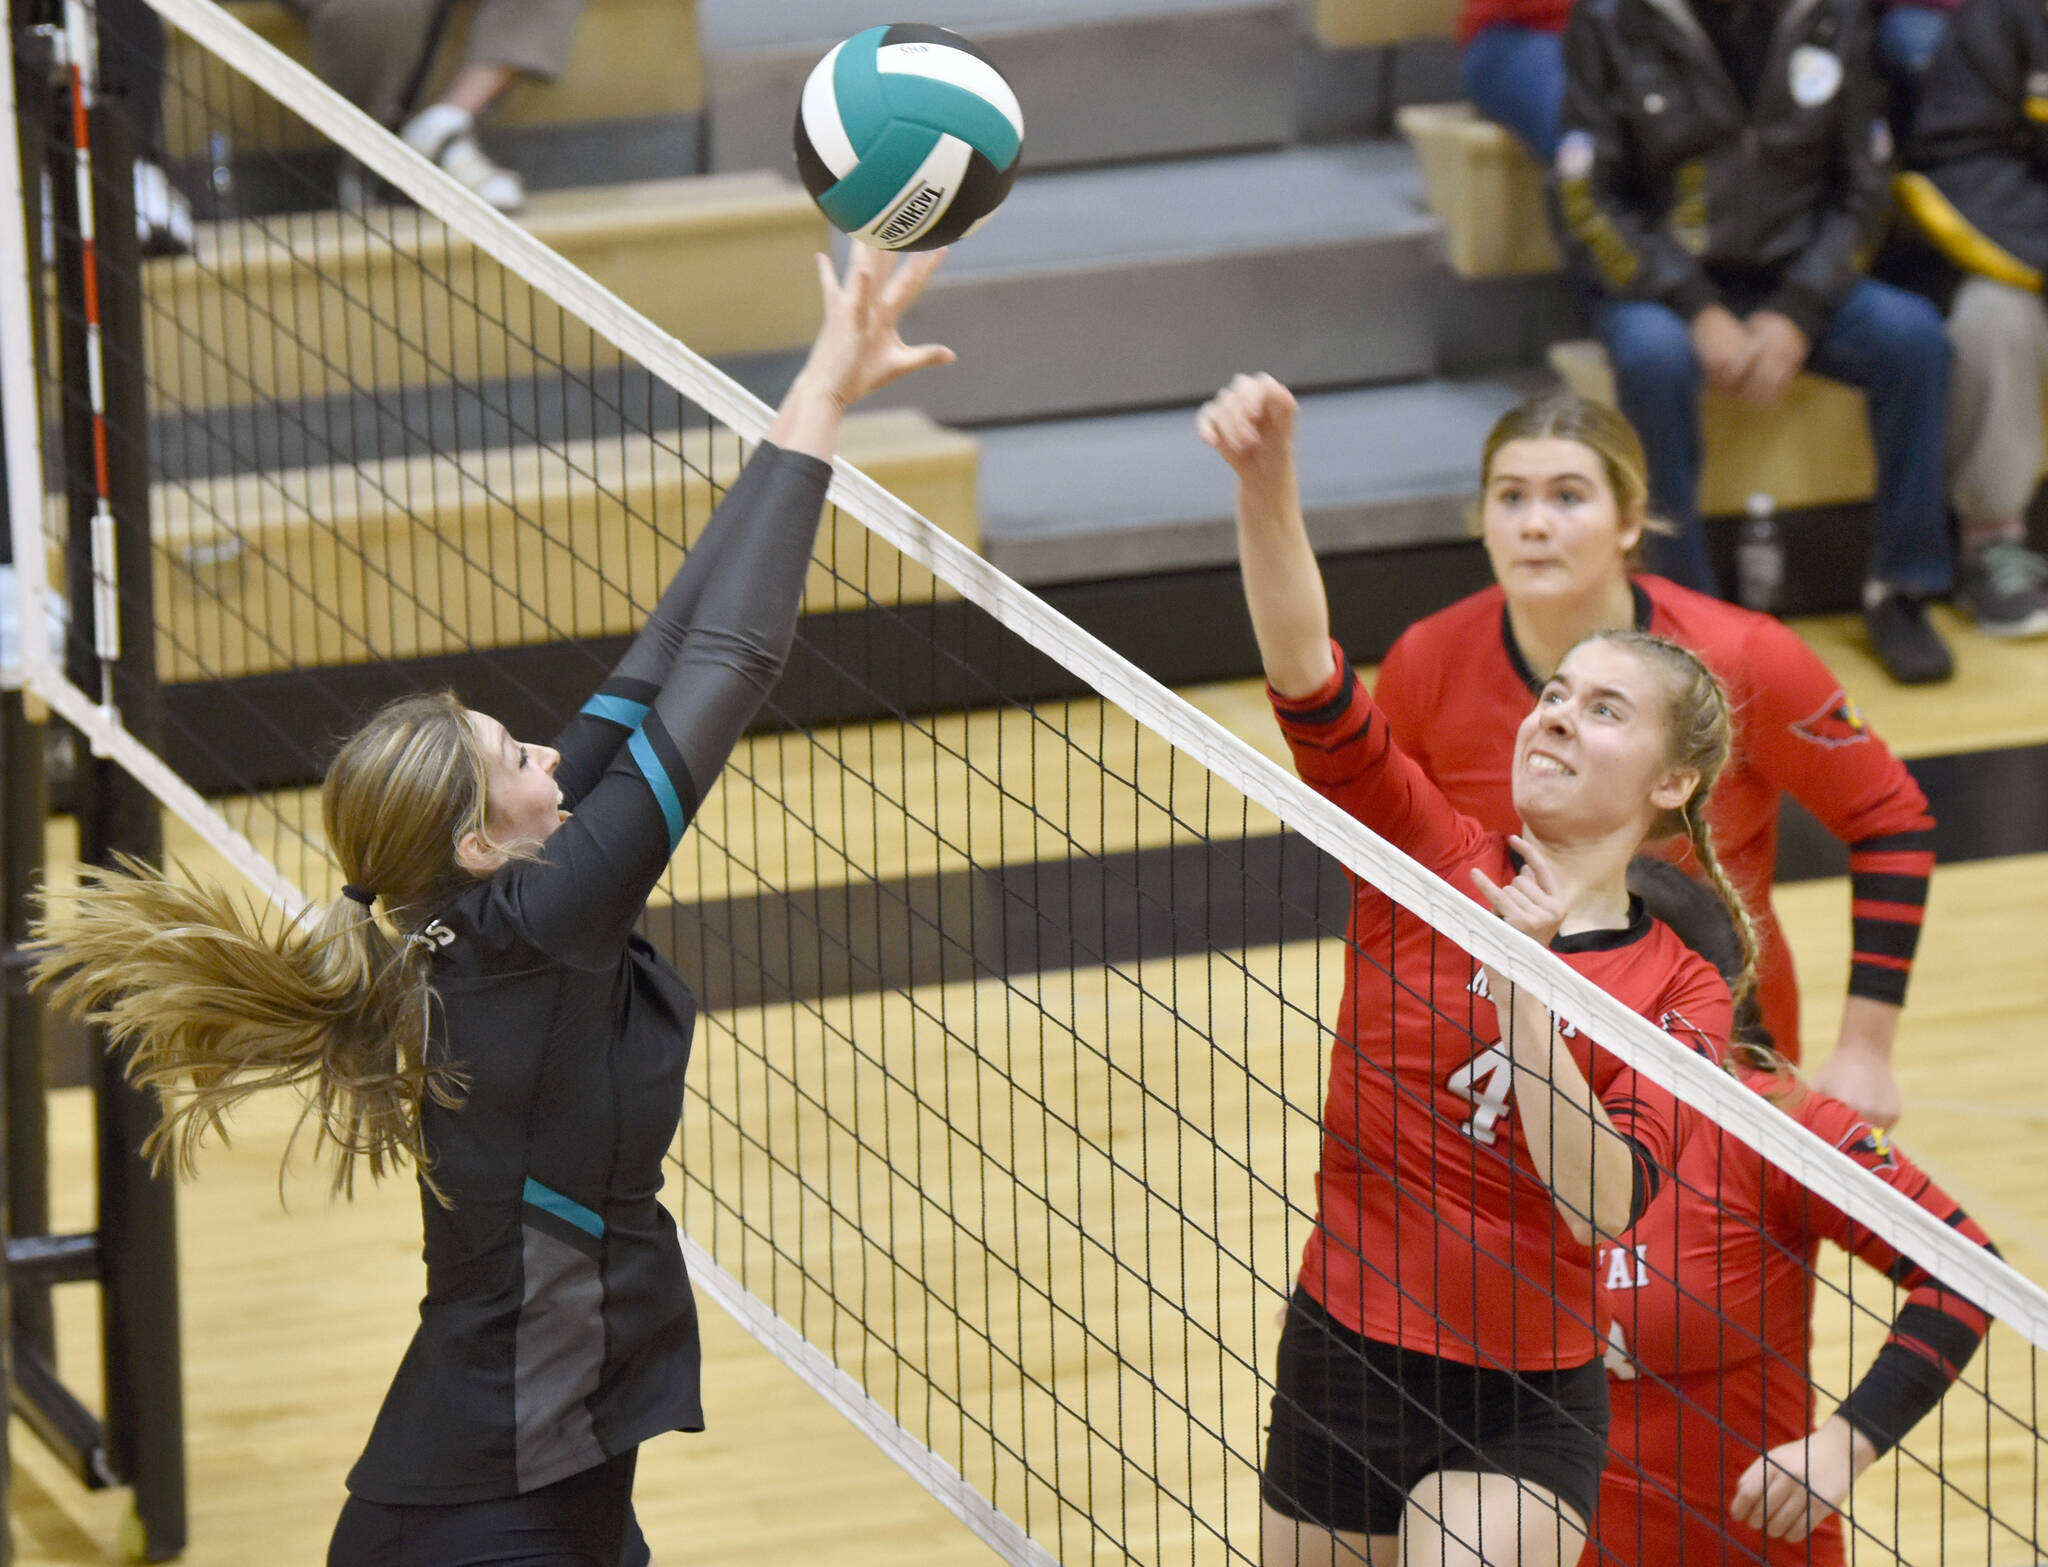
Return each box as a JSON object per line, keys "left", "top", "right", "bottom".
{"left": 32, "top": 692, "right": 495, "bottom": 1198}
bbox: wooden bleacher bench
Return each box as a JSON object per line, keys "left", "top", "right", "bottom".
{"left": 163, "top": 0, "right": 702, "bottom": 163}
{"left": 152, "top": 411, "right": 981, "bottom": 682}
{"left": 1396, "top": 102, "right": 1560, "bottom": 279}
{"left": 1314, "top": 0, "right": 1458, "bottom": 48}
{"left": 145, "top": 173, "right": 827, "bottom": 412}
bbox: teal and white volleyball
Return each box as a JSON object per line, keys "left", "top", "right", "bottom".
{"left": 794, "top": 24, "right": 1025, "bottom": 252}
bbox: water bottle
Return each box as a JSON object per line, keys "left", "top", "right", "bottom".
{"left": 1736, "top": 492, "right": 1783, "bottom": 614}
{"left": 207, "top": 130, "right": 236, "bottom": 219}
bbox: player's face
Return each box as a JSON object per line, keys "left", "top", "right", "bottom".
{"left": 1510, "top": 640, "right": 1697, "bottom": 840}
{"left": 1480, "top": 439, "right": 1643, "bottom": 604}
{"left": 466, "top": 709, "right": 565, "bottom": 855}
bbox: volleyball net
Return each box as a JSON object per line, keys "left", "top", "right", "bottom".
{"left": 5, "top": 4, "right": 2047, "bottom": 1562}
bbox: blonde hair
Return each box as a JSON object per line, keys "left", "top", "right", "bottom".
{"left": 32, "top": 692, "right": 502, "bottom": 1199}
{"left": 1588, "top": 629, "right": 1759, "bottom": 1005}
{"left": 1476, "top": 390, "right": 1672, "bottom": 559}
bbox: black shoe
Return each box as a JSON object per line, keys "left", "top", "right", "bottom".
{"left": 1862, "top": 588, "right": 1954, "bottom": 685}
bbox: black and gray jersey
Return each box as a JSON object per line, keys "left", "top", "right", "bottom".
{"left": 345, "top": 445, "right": 831, "bottom": 1504}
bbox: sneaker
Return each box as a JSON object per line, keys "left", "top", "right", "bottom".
{"left": 1957, "top": 539, "right": 2048, "bottom": 638}
{"left": 400, "top": 104, "right": 524, "bottom": 213}
{"left": 133, "top": 160, "right": 193, "bottom": 257}
{"left": 1862, "top": 584, "right": 1954, "bottom": 685}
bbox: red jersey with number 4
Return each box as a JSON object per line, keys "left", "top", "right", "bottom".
{"left": 1373, "top": 577, "right": 1934, "bottom": 1061}
{"left": 1272, "top": 648, "right": 1730, "bottom": 1372}
{"left": 1590, "top": 1070, "right": 1992, "bottom": 1567}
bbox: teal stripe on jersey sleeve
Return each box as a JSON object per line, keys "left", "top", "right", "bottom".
{"left": 580, "top": 693, "right": 650, "bottom": 729}
{"left": 523, "top": 1177, "right": 604, "bottom": 1238}
{"left": 817, "top": 120, "right": 943, "bottom": 232}
{"left": 628, "top": 727, "right": 687, "bottom": 849}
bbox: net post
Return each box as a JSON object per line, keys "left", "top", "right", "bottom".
{"left": 58, "top": 60, "right": 186, "bottom": 1560}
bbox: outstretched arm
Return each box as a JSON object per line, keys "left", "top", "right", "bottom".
{"left": 555, "top": 252, "right": 955, "bottom": 802}
{"left": 1200, "top": 374, "right": 1332, "bottom": 697}
{"left": 517, "top": 248, "right": 955, "bottom": 962}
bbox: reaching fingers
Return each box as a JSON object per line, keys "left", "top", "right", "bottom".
{"left": 879, "top": 247, "right": 947, "bottom": 321}
{"left": 1468, "top": 868, "right": 1506, "bottom": 912}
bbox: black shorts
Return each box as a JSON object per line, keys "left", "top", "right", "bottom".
{"left": 330, "top": 1450, "right": 650, "bottom": 1567}
{"left": 1261, "top": 1289, "right": 1609, "bottom": 1538}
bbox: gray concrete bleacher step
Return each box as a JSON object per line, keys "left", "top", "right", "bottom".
{"left": 698, "top": 0, "right": 1298, "bottom": 174}
{"left": 976, "top": 376, "right": 1541, "bottom": 585}
{"left": 870, "top": 142, "right": 1442, "bottom": 426}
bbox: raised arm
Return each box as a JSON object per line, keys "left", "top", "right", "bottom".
{"left": 513, "top": 249, "right": 955, "bottom": 961}
{"left": 1199, "top": 374, "right": 1333, "bottom": 697}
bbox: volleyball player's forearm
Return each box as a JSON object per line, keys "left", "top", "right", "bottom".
{"left": 645, "top": 451, "right": 833, "bottom": 793}
{"left": 1504, "top": 996, "right": 1634, "bottom": 1241}
{"left": 1235, "top": 468, "right": 1332, "bottom": 697}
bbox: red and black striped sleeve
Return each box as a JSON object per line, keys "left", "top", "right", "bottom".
{"left": 1847, "top": 828, "right": 1936, "bottom": 1008}
{"left": 1267, "top": 640, "right": 1489, "bottom": 876}
{"left": 1776, "top": 1095, "right": 1996, "bottom": 1454}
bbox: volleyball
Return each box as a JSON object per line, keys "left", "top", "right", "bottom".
{"left": 793, "top": 24, "right": 1025, "bottom": 252}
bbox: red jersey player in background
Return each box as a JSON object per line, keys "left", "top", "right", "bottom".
{"left": 1203, "top": 376, "right": 1735, "bottom": 1567}
{"left": 1366, "top": 389, "right": 1933, "bottom": 1129}
{"left": 1586, "top": 863, "right": 1997, "bottom": 1566}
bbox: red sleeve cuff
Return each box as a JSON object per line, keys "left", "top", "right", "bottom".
{"left": 1268, "top": 640, "right": 1355, "bottom": 726}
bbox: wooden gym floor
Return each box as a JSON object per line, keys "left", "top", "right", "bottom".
{"left": 11, "top": 605, "right": 2048, "bottom": 1565}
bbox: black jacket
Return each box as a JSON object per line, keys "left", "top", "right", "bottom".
{"left": 1555, "top": 0, "right": 1891, "bottom": 340}
{"left": 1901, "top": 0, "right": 2048, "bottom": 291}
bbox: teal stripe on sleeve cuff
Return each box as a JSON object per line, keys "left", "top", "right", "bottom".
{"left": 581, "top": 693, "right": 650, "bottom": 729}
{"left": 628, "top": 727, "right": 687, "bottom": 849}
{"left": 522, "top": 1178, "right": 604, "bottom": 1238}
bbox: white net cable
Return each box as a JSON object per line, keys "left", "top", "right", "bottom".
{"left": 1, "top": 6, "right": 2044, "bottom": 1563}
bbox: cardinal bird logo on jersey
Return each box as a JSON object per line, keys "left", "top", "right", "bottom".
{"left": 1791, "top": 689, "right": 1870, "bottom": 748}
{"left": 1839, "top": 1124, "right": 1899, "bottom": 1174}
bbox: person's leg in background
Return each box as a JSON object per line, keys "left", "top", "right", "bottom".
{"left": 285, "top": 0, "right": 441, "bottom": 127}
{"left": 1873, "top": 4, "right": 1949, "bottom": 137}
{"left": 1945, "top": 275, "right": 2048, "bottom": 637}
{"left": 1458, "top": 24, "right": 1566, "bottom": 165}
{"left": 1595, "top": 298, "right": 1719, "bottom": 594}
{"left": 398, "top": 0, "right": 588, "bottom": 213}
{"left": 1805, "top": 277, "right": 1959, "bottom": 681}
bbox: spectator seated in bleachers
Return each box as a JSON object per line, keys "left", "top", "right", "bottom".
{"left": 285, "top": 0, "right": 589, "bottom": 212}
{"left": 1457, "top": 0, "right": 1571, "bottom": 163}
{"left": 1897, "top": 0, "right": 2048, "bottom": 639}
{"left": 1555, "top": 0, "right": 1965, "bottom": 685}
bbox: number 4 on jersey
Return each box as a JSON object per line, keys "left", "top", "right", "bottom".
{"left": 1447, "top": 1045, "right": 1514, "bottom": 1145}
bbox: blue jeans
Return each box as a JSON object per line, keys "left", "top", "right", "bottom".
{"left": 1460, "top": 25, "right": 1564, "bottom": 165}
{"left": 1875, "top": 6, "right": 1948, "bottom": 130}
{"left": 1595, "top": 281, "right": 1955, "bottom": 598}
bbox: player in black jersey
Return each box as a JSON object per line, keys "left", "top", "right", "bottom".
{"left": 36, "top": 246, "right": 954, "bottom": 1567}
